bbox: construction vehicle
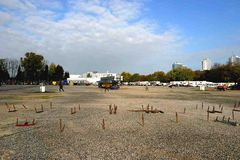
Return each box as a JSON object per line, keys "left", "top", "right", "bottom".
{"left": 98, "top": 76, "right": 120, "bottom": 89}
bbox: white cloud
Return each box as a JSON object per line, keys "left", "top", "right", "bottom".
{"left": 0, "top": 11, "right": 11, "bottom": 24}
{"left": 0, "top": 0, "right": 184, "bottom": 73}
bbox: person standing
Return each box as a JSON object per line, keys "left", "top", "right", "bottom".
{"left": 59, "top": 80, "right": 64, "bottom": 92}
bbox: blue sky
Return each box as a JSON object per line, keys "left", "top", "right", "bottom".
{"left": 0, "top": 0, "right": 239, "bottom": 74}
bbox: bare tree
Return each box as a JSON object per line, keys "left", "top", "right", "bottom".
{"left": 5, "top": 58, "right": 19, "bottom": 78}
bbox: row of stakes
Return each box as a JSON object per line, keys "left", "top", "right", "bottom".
{"left": 5, "top": 102, "right": 85, "bottom": 132}
{"left": 68, "top": 102, "right": 240, "bottom": 131}
{"left": 5, "top": 102, "right": 53, "bottom": 113}
{"left": 5, "top": 102, "right": 53, "bottom": 127}
{"left": 5, "top": 101, "right": 240, "bottom": 132}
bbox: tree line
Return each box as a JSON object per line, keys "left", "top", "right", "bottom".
{"left": 0, "top": 52, "right": 69, "bottom": 85}
{"left": 121, "top": 64, "right": 240, "bottom": 84}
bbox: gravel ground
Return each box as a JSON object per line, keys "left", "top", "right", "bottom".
{"left": 0, "top": 85, "right": 240, "bottom": 159}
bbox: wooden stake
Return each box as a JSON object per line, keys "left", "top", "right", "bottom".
{"left": 176, "top": 112, "right": 178, "bottom": 123}
{"left": 102, "top": 119, "right": 105, "bottom": 130}
{"left": 109, "top": 105, "right": 112, "bottom": 114}
{"left": 146, "top": 105, "right": 150, "bottom": 113}
{"left": 196, "top": 104, "right": 198, "bottom": 110}
{"left": 142, "top": 113, "right": 144, "bottom": 126}
{"left": 222, "top": 115, "right": 225, "bottom": 121}
{"left": 78, "top": 104, "right": 80, "bottom": 111}
{"left": 202, "top": 102, "right": 204, "bottom": 109}
{"left": 60, "top": 119, "right": 65, "bottom": 132}
{"left": 32, "top": 119, "right": 35, "bottom": 125}
{"left": 113, "top": 105, "right": 117, "bottom": 114}
{"left": 60, "top": 119, "right": 62, "bottom": 130}
{"left": 232, "top": 110, "right": 235, "bottom": 120}
{"left": 41, "top": 104, "right": 43, "bottom": 112}
{"left": 207, "top": 111, "right": 209, "bottom": 122}
{"left": 184, "top": 108, "right": 186, "bottom": 114}
{"left": 228, "top": 117, "right": 230, "bottom": 123}
{"left": 22, "top": 104, "right": 27, "bottom": 109}
{"left": 50, "top": 102, "right": 52, "bottom": 109}
{"left": 16, "top": 118, "right": 18, "bottom": 125}
{"left": 5, "top": 103, "right": 9, "bottom": 110}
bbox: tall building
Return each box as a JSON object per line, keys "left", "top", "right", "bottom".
{"left": 229, "top": 55, "right": 240, "bottom": 65}
{"left": 201, "top": 58, "right": 212, "bottom": 71}
{"left": 172, "top": 62, "right": 186, "bottom": 70}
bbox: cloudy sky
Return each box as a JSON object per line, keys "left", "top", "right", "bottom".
{"left": 0, "top": 0, "right": 240, "bottom": 74}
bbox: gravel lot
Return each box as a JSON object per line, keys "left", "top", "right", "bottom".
{"left": 0, "top": 85, "right": 240, "bottom": 159}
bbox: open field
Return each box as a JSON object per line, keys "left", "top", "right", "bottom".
{"left": 0, "top": 85, "right": 240, "bottom": 159}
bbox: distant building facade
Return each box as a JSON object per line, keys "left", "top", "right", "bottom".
{"left": 201, "top": 58, "right": 212, "bottom": 71}
{"left": 67, "top": 71, "right": 122, "bottom": 85}
{"left": 229, "top": 55, "right": 240, "bottom": 65}
{"left": 172, "top": 62, "right": 186, "bottom": 70}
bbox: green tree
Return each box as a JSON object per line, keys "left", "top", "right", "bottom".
{"left": 43, "top": 65, "right": 49, "bottom": 82}
{"left": 15, "top": 65, "right": 24, "bottom": 83}
{"left": 21, "top": 52, "right": 45, "bottom": 83}
{"left": 121, "top": 72, "right": 132, "bottom": 82}
{"left": 49, "top": 63, "right": 56, "bottom": 81}
{"left": 87, "top": 73, "right": 92, "bottom": 78}
{"left": 54, "top": 65, "right": 64, "bottom": 81}
{"left": 64, "top": 72, "right": 70, "bottom": 80}
{"left": 0, "top": 59, "right": 9, "bottom": 84}
{"left": 152, "top": 71, "right": 167, "bottom": 82}
{"left": 194, "top": 70, "right": 205, "bottom": 81}
{"left": 167, "top": 68, "right": 195, "bottom": 81}
{"left": 230, "top": 64, "right": 240, "bottom": 84}
{"left": 129, "top": 73, "right": 140, "bottom": 82}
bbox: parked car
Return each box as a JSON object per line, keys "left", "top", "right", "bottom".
{"left": 217, "top": 85, "right": 228, "bottom": 91}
